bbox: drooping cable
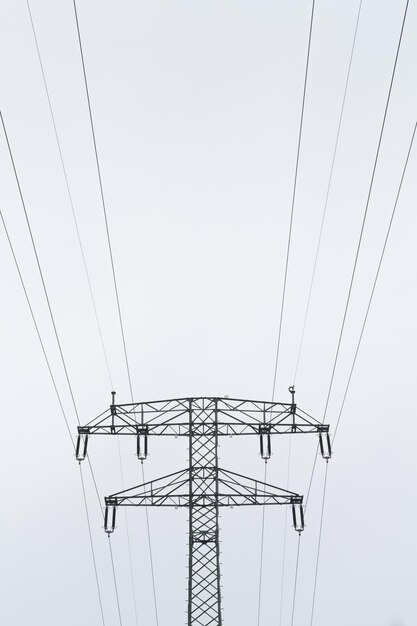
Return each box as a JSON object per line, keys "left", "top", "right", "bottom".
{"left": 71, "top": 4, "right": 157, "bottom": 622}
{"left": 265, "top": 2, "right": 316, "bottom": 622}
{"left": 309, "top": 462, "right": 328, "bottom": 626}
{"left": 332, "top": 119, "right": 417, "bottom": 445}
{"left": 141, "top": 463, "right": 160, "bottom": 626}
{"left": 26, "top": 0, "right": 114, "bottom": 390}
{"left": 108, "top": 536, "right": 124, "bottom": 626}
{"left": 0, "top": 110, "right": 119, "bottom": 625}
{"left": 117, "top": 439, "right": 139, "bottom": 625}
{"left": 256, "top": 462, "right": 268, "bottom": 626}
{"left": 322, "top": 0, "right": 410, "bottom": 423}
{"left": 307, "top": 12, "right": 411, "bottom": 611}
{"left": 290, "top": 534, "right": 302, "bottom": 626}
{"left": 287, "top": 442, "right": 318, "bottom": 625}
{"left": 0, "top": 175, "right": 107, "bottom": 624}
{"left": 30, "top": 0, "right": 138, "bottom": 611}
{"left": 0, "top": 110, "right": 81, "bottom": 425}
{"left": 272, "top": 0, "right": 316, "bottom": 397}
{"left": 271, "top": 0, "right": 316, "bottom": 401}
{"left": 293, "top": 0, "right": 363, "bottom": 385}
{"left": 24, "top": 1, "right": 112, "bottom": 522}
{"left": 305, "top": 444, "right": 319, "bottom": 508}
{"left": 79, "top": 464, "right": 106, "bottom": 626}
{"left": 278, "top": 437, "right": 292, "bottom": 626}
{"left": 308, "top": 114, "right": 416, "bottom": 626}
{"left": 287, "top": 4, "right": 409, "bottom": 621}
{"left": 0, "top": 203, "right": 74, "bottom": 445}
{"left": 72, "top": 0, "right": 133, "bottom": 401}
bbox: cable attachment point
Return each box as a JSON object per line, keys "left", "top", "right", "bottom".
{"left": 288, "top": 385, "right": 296, "bottom": 432}
{"left": 110, "top": 391, "right": 116, "bottom": 433}
{"left": 136, "top": 425, "right": 149, "bottom": 461}
{"left": 289, "top": 385, "right": 296, "bottom": 416}
{"left": 318, "top": 427, "right": 332, "bottom": 461}
{"left": 104, "top": 498, "right": 117, "bottom": 534}
{"left": 291, "top": 498, "right": 304, "bottom": 534}
{"left": 259, "top": 424, "right": 271, "bottom": 460}
{"left": 75, "top": 427, "right": 89, "bottom": 461}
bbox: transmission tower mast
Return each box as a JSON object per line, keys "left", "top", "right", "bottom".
{"left": 76, "top": 390, "right": 331, "bottom": 625}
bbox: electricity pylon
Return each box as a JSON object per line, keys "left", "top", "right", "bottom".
{"left": 76, "top": 390, "right": 331, "bottom": 626}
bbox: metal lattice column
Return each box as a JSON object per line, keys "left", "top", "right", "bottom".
{"left": 187, "top": 399, "right": 222, "bottom": 626}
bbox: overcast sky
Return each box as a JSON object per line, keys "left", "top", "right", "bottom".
{"left": 0, "top": 1, "right": 416, "bottom": 625}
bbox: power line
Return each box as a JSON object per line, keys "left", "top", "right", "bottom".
{"left": 266, "top": 2, "right": 316, "bottom": 622}
{"left": 79, "top": 464, "right": 106, "bottom": 626}
{"left": 0, "top": 144, "right": 108, "bottom": 624}
{"left": 24, "top": 0, "right": 116, "bottom": 534}
{"left": 293, "top": 0, "right": 363, "bottom": 385}
{"left": 286, "top": 440, "right": 319, "bottom": 625}
{"left": 290, "top": 534, "right": 302, "bottom": 626}
{"left": 0, "top": 206, "right": 74, "bottom": 446}
{"left": 308, "top": 112, "right": 416, "bottom": 626}
{"left": 0, "top": 109, "right": 81, "bottom": 425}
{"left": 321, "top": 0, "right": 410, "bottom": 423}
{"left": 71, "top": 4, "right": 160, "bottom": 623}
{"left": 27, "top": 2, "right": 139, "bottom": 619}
{"left": 117, "top": 439, "right": 140, "bottom": 626}
{"left": 108, "top": 536, "right": 124, "bottom": 626}
{"left": 0, "top": 109, "right": 117, "bottom": 626}
{"left": 26, "top": 0, "right": 114, "bottom": 390}
{"left": 332, "top": 119, "right": 417, "bottom": 445}
{"left": 288, "top": 6, "right": 411, "bottom": 620}
{"left": 293, "top": 7, "right": 411, "bottom": 619}
{"left": 72, "top": 0, "right": 134, "bottom": 402}
{"left": 309, "top": 461, "right": 328, "bottom": 626}
{"left": 141, "top": 464, "right": 160, "bottom": 626}
{"left": 25, "top": 1, "right": 113, "bottom": 521}
{"left": 278, "top": 437, "right": 292, "bottom": 626}
{"left": 305, "top": 444, "right": 319, "bottom": 508}
{"left": 271, "top": 0, "right": 316, "bottom": 401}
{"left": 256, "top": 463, "right": 268, "bottom": 626}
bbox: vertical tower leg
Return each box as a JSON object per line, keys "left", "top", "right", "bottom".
{"left": 188, "top": 399, "right": 222, "bottom": 626}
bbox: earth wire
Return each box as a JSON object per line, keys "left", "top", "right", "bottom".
{"left": 72, "top": 3, "right": 160, "bottom": 623}
{"left": 267, "top": 0, "right": 316, "bottom": 622}
{"left": 26, "top": 0, "right": 114, "bottom": 390}
{"left": 0, "top": 109, "right": 118, "bottom": 626}
{"left": 321, "top": 0, "right": 410, "bottom": 424}
{"left": 0, "top": 186, "right": 106, "bottom": 625}
{"left": 293, "top": 0, "right": 363, "bottom": 385}
{"left": 309, "top": 111, "right": 416, "bottom": 626}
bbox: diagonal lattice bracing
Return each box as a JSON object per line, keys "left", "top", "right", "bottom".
{"left": 187, "top": 398, "right": 222, "bottom": 625}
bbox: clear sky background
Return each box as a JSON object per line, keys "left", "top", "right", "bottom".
{"left": 0, "top": 1, "right": 416, "bottom": 625}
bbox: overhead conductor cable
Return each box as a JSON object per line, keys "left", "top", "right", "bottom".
{"left": 72, "top": 2, "right": 159, "bottom": 624}
{"left": 257, "top": 2, "right": 317, "bottom": 625}
{"left": 0, "top": 110, "right": 106, "bottom": 626}
{"left": 310, "top": 4, "right": 411, "bottom": 624}
{"left": 290, "top": 1, "right": 363, "bottom": 621}
{"left": 26, "top": 0, "right": 114, "bottom": 390}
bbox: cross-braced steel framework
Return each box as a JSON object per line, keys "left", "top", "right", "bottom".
{"left": 76, "top": 393, "right": 331, "bottom": 626}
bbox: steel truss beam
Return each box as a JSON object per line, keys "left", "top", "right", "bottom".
{"left": 104, "top": 468, "right": 302, "bottom": 509}
{"left": 77, "top": 394, "right": 329, "bottom": 438}
{"left": 76, "top": 393, "right": 329, "bottom": 626}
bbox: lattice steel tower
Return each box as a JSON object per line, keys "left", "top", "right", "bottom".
{"left": 76, "top": 391, "right": 331, "bottom": 626}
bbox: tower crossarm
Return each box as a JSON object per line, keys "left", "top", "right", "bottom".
{"left": 76, "top": 396, "right": 330, "bottom": 461}
{"left": 103, "top": 467, "right": 303, "bottom": 532}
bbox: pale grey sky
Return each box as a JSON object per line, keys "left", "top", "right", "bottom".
{"left": 0, "top": 1, "right": 416, "bottom": 625}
